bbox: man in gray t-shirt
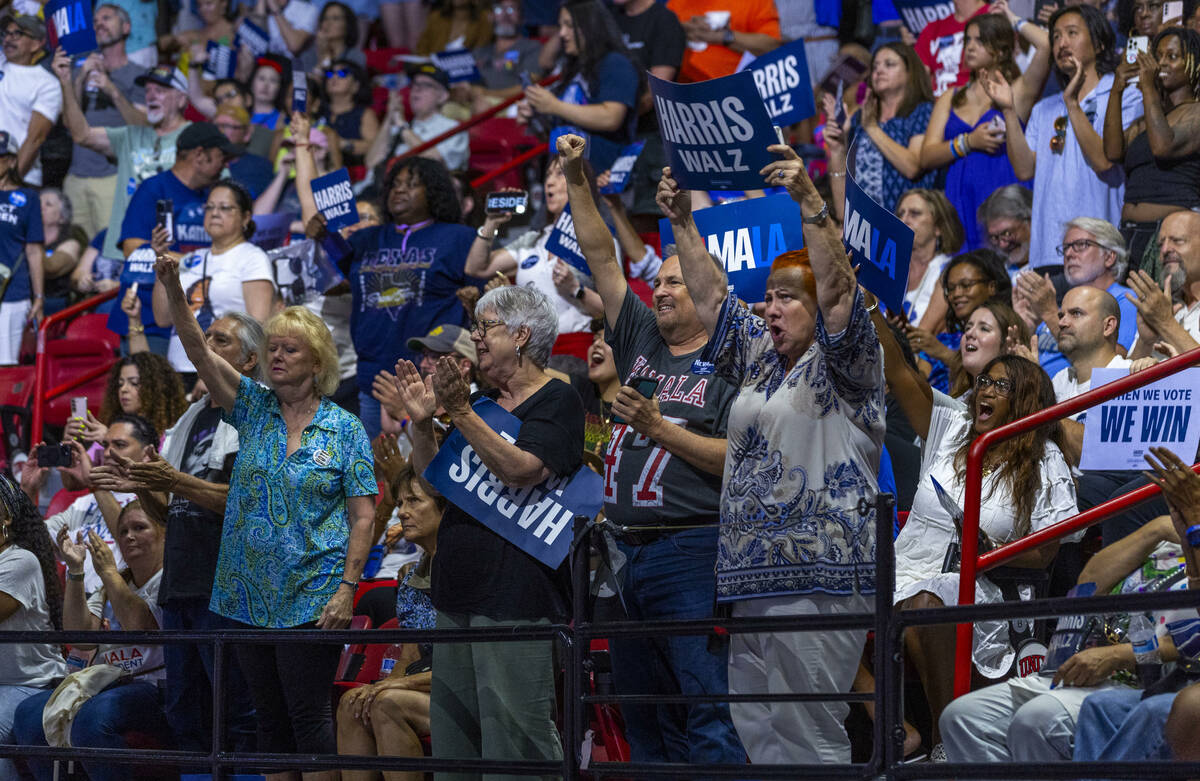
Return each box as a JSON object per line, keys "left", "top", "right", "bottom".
{"left": 62, "top": 4, "right": 147, "bottom": 237}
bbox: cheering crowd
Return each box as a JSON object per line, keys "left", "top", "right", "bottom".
{"left": 0, "top": 0, "right": 1198, "bottom": 777}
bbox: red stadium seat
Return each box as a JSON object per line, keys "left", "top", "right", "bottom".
{"left": 64, "top": 313, "right": 120, "bottom": 353}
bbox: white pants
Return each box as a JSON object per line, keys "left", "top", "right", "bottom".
{"left": 940, "top": 673, "right": 1121, "bottom": 763}
{"left": 0, "top": 300, "right": 29, "bottom": 365}
{"left": 728, "top": 592, "right": 870, "bottom": 765}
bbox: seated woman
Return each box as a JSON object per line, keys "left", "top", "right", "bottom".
{"left": 895, "top": 188, "right": 965, "bottom": 331}
{"left": 0, "top": 476, "right": 67, "bottom": 781}
{"left": 947, "top": 300, "right": 1030, "bottom": 398}
{"left": 39, "top": 188, "right": 89, "bottom": 315}
{"left": 68, "top": 353, "right": 188, "bottom": 450}
{"left": 337, "top": 465, "right": 443, "bottom": 781}
{"left": 13, "top": 501, "right": 169, "bottom": 781}
{"left": 876, "top": 310, "right": 1077, "bottom": 756}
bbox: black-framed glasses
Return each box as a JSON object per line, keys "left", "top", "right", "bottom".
{"left": 2, "top": 28, "right": 33, "bottom": 39}
{"left": 325, "top": 69, "right": 351, "bottom": 79}
{"left": 1056, "top": 238, "right": 1101, "bottom": 256}
{"left": 976, "top": 374, "right": 1014, "bottom": 396}
{"left": 471, "top": 318, "right": 506, "bottom": 336}
{"left": 1050, "top": 115, "right": 1068, "bottom": 154}
{"left": 944, "top": 278, "right": 988, "bottom": 295}
{"left": 987, "top": 228, "right": 1021, "bottom": 245}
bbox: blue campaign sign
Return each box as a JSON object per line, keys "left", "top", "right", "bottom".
{"left": 292, "top": 63, "right": 307, "bottom": 115}
{"left": 251, "top": 212, "right": 292, "bottom": 250}
{"left": 235, "top": 18, "right": 270, "bottom": 58}
{"left": 650, "top": 71, "right": 778, "bottom": 191}
{"left": 843, "top": 171, "right": 913, "bottom": 314}
{"left": 432, "top": 48, "right": 482, "bottom": 84}
{"left": 107, "top": 246, "right": 170, "bottom": 337}
{"left": 891, "top": 0, "right": 953, "bottom": 36}
{"left": 545, "top": 204, "right": 589, "bottom": 274}
{"left": 424, "top": 398, "right": 604, "bottom": 569}
{"left": 204, "top": 42, "right": 237, "bottom": 80}
{"left": 743, "top": 39, "right": 815, "bottom": 127}
{"left": 310, "top": 168, "right": 358, "bottom": 232}
{"left": 46, "top": 0, "right": 98, "bottom": 56}
{"left": 658, "top": 192, "right": 804, "bottom": 303}
{"left": 599, "top": 141, "right": 645, "bottom": 195}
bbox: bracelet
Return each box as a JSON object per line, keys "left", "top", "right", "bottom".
{"left": 67, "top": 570, "right": 84, "bottom": 581}
{"left": 476, "top": 226, "right": 496, "bottom": 242}
{"left": 829, "top": 171, "right": 846, "bottom": 178}
{"left": 339, "top": 578, "right": 358, "bottom": 589}
{"left": 1013, "top": 17, "right": 1027, "bottom": 33}
{"left": 864, "top": 301, "right": 879, "bottom": 314}
{"left": 129, "top": 324, "right": 145, "bottom": 335}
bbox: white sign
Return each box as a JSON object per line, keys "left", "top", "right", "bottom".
{"left": 1079, "top": 368, "right": 1200, "bottom": 470}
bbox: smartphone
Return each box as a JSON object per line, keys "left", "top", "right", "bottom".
{"left": 485, "top": 190, "right": 529, "bottom": 215}
{"left": 70, "top": 396, "right": 87, "bottom": 421}
{"left": 819, "top": 53, "right": 869, "bottom": 97}
{"left": 155, "top": 199, "right": 174, "bottom": 244}
{"left": 292, "top": 63, "right": 307, "bottom": 114}
{"left": 988, "top": 114, "right": 1006, "bottom": 134}
{"left": 1127, "top": 35, "right": 1149, "bottom": 65}
{"left": 630, "top": 376, "right": 660, "bottom": 399}
{"left": 1163, "top": 0, "right": 1183, "bottom": 23}
{"left": 36, "top": 443, "right": 72, "bottom": 468}
{"left": 833, "top": 81, "right": 847, "bottom": 127}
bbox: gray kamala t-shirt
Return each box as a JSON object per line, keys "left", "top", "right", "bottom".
{"left": 603, "top": 288, "right": 735, "bottom": 526}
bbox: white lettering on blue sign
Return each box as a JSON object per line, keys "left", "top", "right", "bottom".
{"left": 705, "top": 224, "right": 787, "bottom": 274}
{"left": 843, "top": 208, "right": 898, "bottom": 278}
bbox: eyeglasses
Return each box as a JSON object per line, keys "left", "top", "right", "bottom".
{"left": 1056, "top": 238, "right": 1101, "bottom": 256}
{"left": 2, "top": 28, "right": 33, "bottom": 39}
{"left": 471, "top": 318, "right": 506, "bottom": 336}
{"left": 203, "top": 203, "right": 239, "bottom": 214}
{"left": 987, "top": 228, "right": 1020, "bottom": 246}
{"left": 944, "top": 278, "right": 989, "bottom": 295}
{"left": 325, "top": 69, "right": 351, "bottom": 79}
{"left": 492, "top": 3, "right": 519, "bottom": 14}
{"left": 1050, "top": 115, "right": 1068, "bottom": 154}
{"left": 1133, "top": 0, "right": 1164, "bottom": 12}
{"left": 975, "top": 374, "right": 1014, "bottom": 396}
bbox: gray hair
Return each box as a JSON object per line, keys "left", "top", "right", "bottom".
{"left": 475, "top": 285, "right": 558, "bottom": 367}
{"left": 40, "top": 187, "right": 71, "bottom": 226}
{"left": 977, "top": 184, "right": 1032, "bottom": 225}
{"left": 1064, "top": 216, "right": 1128, "bottom": 281}
{"left": 220, "top": 311, "right": 265, "bottom": 380}
{"left": 96, "top": 3, "right": 131, "bottom": 28}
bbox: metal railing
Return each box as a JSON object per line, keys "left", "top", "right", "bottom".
{"left": 955, "top": 344, "right": 1200, "bottom": 696}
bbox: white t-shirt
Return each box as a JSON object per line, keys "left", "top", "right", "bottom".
{"left": 0, "top": 61, "right": 63, "bottom": 186}
{"left": 394, "top": 112, "right": 470, "bottom": 173}
{"left": 1128, "top": 299, "right": 1200, "bottom": 358}
{"left": 46, "top": 492, "right": 137, "bottom": 594}
{"left": 507, "top": 225, "right": 615, "bottom": 335}
{"left": 168, "top": 242, "right": 275, "bottom": 372}
{"left": 268, "top": 0, "right": 319, "bottom": 56}
{"left": 87, "top": 569, "right": 164, "bottom": 682}
{"left": 1052, "top": 354, "right": 1133, "bottom": 420}
{"left": 904, "top": 252, "right": 949, "bottom": 325}
{"left": 0, "top": 546, "right": 68, "bottom": 687}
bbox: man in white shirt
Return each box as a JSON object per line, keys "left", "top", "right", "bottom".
{"left": 1128, "top": 210, "right": 1200, "bottom": 359}
{"left": 1052, "top": 286, "right": 1131, "bottom": 412}
{"left": 0, "top": 14, "right": 62, "bottom": 186}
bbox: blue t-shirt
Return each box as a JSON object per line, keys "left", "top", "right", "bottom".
{"left": 228, "top": 155, "right": 276, "bottom": 199}
{"left": 341, "top": 221, "right": 481, "bottom": 389}
{"left": 1107, "top": 281, "right": 1139, "bottom": 351}
{"left": 551, "top": 52, "right": 639, "bottom": 174}
{"left": 119, "top": 170, "right": 211, "bottom": 254}
{"left": 0, "top": 188, "right": 43, "bottom": 302}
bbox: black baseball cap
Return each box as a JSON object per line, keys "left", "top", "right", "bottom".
{"left": 176, "top": 122, "right": 239, "bottom": 156}
{"left": 409, "top": 63, "right": 450, "bottom": 91}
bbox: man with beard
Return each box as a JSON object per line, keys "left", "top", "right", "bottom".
{"left": 0, "top": 14, "right": 61, "bottom": 187}
{"left": 61, "top": 4, "right": 147, "bottom": 237}
{"left": 1128, "top": 210, "right": 1200, "bottom": 357}
{"left": 55, "top": 52, "right": 191, "bottom": 262}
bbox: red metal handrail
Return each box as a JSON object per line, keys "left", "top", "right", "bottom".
{"left": 953, "top": 344, "right": 1200, "bottom": 696}
{"left": 393, "top": 73, "right": 559, "bottom": 163}
{"left": 30, "top": 289, "right": 120, "bottom": 443}
{"left": 470, "top": 141, "right": 549, "bottom": 189}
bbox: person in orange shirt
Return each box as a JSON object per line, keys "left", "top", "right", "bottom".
{"left": 667, "top": 0, "right": 782, "bottom": 83}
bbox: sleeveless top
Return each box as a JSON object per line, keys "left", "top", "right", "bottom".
{"left": 1122, "top": 129, "right": 1200, "bottom": 208}
{"left": 943, "top": 106, "right": 1023, "bottom": 249}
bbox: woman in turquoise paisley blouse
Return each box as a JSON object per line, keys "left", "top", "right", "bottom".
{"left": 154, "top": 247, "right": 377, "bottom": 775}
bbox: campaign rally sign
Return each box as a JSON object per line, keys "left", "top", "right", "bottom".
{"left": 843, "top": 170, "right": 913, "bottom": 314}
{"left": 46, "top": 0, "right": 98, "bottom": 55}
{"left": 892, "top": 0, "right": 953, "bottom": 36}
{"left": 1080, "top": 368, "right": 1200, "bottom": 470}
{"left": 545, "top": 204, "right": 589, "bottom": 274}
{"left": 424, "top": 397, "right": 604, "bottom": 569}
{"left": 650, "top": 71, "right": 778, "bottom": 191}
{"left": 742, "top": 39, "right": 815, "bottom": 126}
{"left": 251, "top": 212, "right": 292, "bottom": 251}
{"left": 599, "top": 141, "right": 645, "bottom": 195}
{"left": 269, "top": 240, "right": 345, "bottom": 306}
{"left": 235, "top": 18, "right": 270, "bottom": 58}
{"left": 292, "top": 62, "right": 307, "bottom": 115}
{"left": 310, "top": 168, "right": 358, "bottom": 232}
{"left": 432, "top": 48, "right": 482, "bottom": 83}
{"left": 658, "top": 192, "right": 804, "bottom": 303}
{"left": 107, "top": 246, "right": 170, "bottom": 337}
{"left": 204, "top": 42, "right": 237, "bottom": 80}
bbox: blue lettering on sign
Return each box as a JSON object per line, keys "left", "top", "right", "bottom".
{"left": 1099, "top": 405, "right": 1137, "bottom": 443}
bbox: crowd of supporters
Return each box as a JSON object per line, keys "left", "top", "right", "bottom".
{"left": 0, "top": 0, "right": 1198, "bottom": 777}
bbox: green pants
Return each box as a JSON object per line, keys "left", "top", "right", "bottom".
{"left": 430, "top": 611, "right": 563, "bottom": 781}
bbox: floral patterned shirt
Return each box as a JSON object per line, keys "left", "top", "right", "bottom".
{"left": 700, "top": 290, "right": 885, "bottom": 601}
{"left": 211, "top": 376, "right": 377, "bottom": 627}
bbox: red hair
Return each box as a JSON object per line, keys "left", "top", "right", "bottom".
{"left": 768, "top": 249, "right": 817, "bottom": 299}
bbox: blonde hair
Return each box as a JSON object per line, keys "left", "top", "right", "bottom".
{"left": 264, "top": 307, "right": 340, "bottom": 397}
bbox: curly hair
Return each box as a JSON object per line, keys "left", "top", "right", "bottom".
{"left": 941, "top": 249, "right": 1012, "bottom": 333}
{"left": 954, "top": 355, "right": 1066, "bottom": 539}
{"left": 382, "top": 157, "right": 463, "bottom": 224}
{"left": 1152, "top": 27, "right": 1200, "bottom": 103}
{"left": 0, "top": 475, "right": 62, "bottom": 631}
{"left": 99, "top": 353, "right": 187, "bottom": 438}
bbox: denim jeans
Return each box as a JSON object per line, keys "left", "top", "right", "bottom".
{"left": 161, "top": 598, "right": 257, "bottom": 752}
{"left": 607, "top": 526, "right": 745, "bottom": 765}
{"left": 0, "top": 684, "right": 44, "bottom": 781}
{"left": 13, "top": 680, "right": 172, "bottom": 781}
{"left": 1073, "top": 687, "right": 1175, "bottom": 763}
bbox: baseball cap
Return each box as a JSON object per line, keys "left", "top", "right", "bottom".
{"left": 135, "top": 65, "right": 188, "bottom": 93}
{"left": 0, "top": 131, "right": 18, "bottom": 157}
{"left": 1, "top": 13, "right": 46, "bottom": 41}
{"left": 408, "top": 324, "right": 477, "bottom": 363}
{"left": 177, "top": 122, "right": 239, "bottom": 156}
{"left": 408, "top": 63, "right": 450, "bottom": 91}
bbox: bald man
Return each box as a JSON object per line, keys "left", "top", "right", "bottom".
{"left": 1128, "top": 210, "right": 1200, "bottom": 358}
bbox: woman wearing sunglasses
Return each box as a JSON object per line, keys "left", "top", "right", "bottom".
{"left": 321, "top": 59, "right": 380, "bottom": 175}
{"left": 875, "top": 302, "right": 1077, "bottom": 758}
{"left": 1102, "top": 26, "right": 1200, "bottom": 272}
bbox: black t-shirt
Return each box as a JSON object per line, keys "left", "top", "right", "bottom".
{"left": 604, "top": 288, "right": 735, "bottom": 526}
{"left": 615, "top": 2, "right": 686, "bottom": 74}
{"left": 161, "top": 404, "right": 235, "bottom": 604}
{"left": 431, "top": 379, "right": 586, "bottom": 621}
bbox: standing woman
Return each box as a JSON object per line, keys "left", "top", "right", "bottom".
{"left": 1103, "top": 27, "right": 1200, "bottom": 270}
{"left": 321, "top": 60, "right": 380, "bottom": 174}
{"left": 920, "top": 5, "right": 1051, "bottom": 249}
{"left": 895, "top": 188, "right": 965, "bottom": 331}
{"left": 660, "top": 147, "right": 885, "bottom": 764}
{"left": 393, "top": 284, "right": 581, "bottom": 777}
{"left": 250, "top": 57, "right": 289, "bottom": 131}
{"left": 0, "top": 134, "right": 45, "bottom": 366}
{"left": 155, "top": 251, "right": 377, "bottom": 779}
{"left": 151, "top": 181, "right": 276, "bottom": 377}
{"left": 824, "top": 43, "right": 937, "bottom": 216}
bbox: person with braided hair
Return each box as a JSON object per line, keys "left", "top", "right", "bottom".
{"left": 0, "top": 474, "right": 67, "bottom": 780}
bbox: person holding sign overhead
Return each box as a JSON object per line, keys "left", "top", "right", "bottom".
{"left": 662, "top": 145, "right": 885, "bottom": 764}
{"left": 391, "top": 284, "right": 581, "bottom": 778}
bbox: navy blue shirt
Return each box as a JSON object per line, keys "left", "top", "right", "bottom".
{"left": 0, "top": 188, "right": 44, "bottom": 302}
{"left": 552, "top": 51, "right": 639, "bottom": 173}
{"left": 341, "top": 221, "right": 481, "bottom": 389}
{"left": 228, "top": 155, "right": 275, "bottom": 199}
{"left": 119, "top": 170, "right": 211, "bottom": 254}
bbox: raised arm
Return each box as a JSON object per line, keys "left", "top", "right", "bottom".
{"left": 869, "top": 299, "right": 934, "bottom": 440}
{"left": 558, "top": 133, "right": 627, "bottom": 327}
{"left": 1137, "top": 52, "right": 1200, "bottom": 159}
{"left": 88, "top": 530, "right": 158, "bottom": 630}
{"left": 1009, "top": 13, "right": 1052, "bottom": 117}
{"left": 1103, "top": 61, "right": 1138, "bottom": 162}
{"left": 57, "top": 528, "right": 101, "bottom": 631}
{"left": 51, "top": 48, "right": 114, "bottom": 156}
{"left": 656, "top": 167, "right": 725, "bottom": 337}
{"left": 1061, "top": 56, "right": 1113, "bottom": 175}
{"left": 982, "top": 70, "right": 1036, "bottom": 180}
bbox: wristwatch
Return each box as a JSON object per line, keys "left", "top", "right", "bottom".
{"left": 722, "top": 26, "right": 735, "bottom": 46}
{"left": 573, "top": 285, "right": 586, "bottom": 300}
{"left": 801, "top": 201, "right": 830, "bottom": 224}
